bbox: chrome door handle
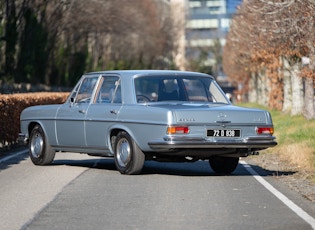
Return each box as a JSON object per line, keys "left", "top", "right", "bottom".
{"left": 79, "top": 109, "right": 86, "bottom": 114}
{"left": 110, "top": 110, "right": 117, "bottom": 114}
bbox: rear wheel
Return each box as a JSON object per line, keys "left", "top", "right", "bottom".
{"left": 114, "top": 131, "right": 145, "bottom": 175}
{"left": 209, "top": 156, "right": 239, "bottom": 174}
{"left": 29, "top": 125, "right": 55, "bottom": 165}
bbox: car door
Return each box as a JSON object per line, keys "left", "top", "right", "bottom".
{"left": 56, "top": 76, "right": 99, "bottom": 147}
{"left": 85, "top": 75, "right": 122, "bottom": 150}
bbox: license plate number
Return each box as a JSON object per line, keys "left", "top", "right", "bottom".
{"left": 207, "top": 129, "right": 240, "bottom": 137}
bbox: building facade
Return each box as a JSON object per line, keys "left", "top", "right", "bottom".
{"left": 185, "top": 0, "right": 242, "bottom": 76}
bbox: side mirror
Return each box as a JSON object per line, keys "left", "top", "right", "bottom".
{"left": 70, "top": 97, "right": 75, "bottom": 107}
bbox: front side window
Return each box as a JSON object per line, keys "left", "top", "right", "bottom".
{"left": 75, "top": 77, "right": 98, "bottom": 103}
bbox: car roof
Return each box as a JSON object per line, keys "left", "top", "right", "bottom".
{"left": 83, "top": 70, "right": 213, "bottom": 79}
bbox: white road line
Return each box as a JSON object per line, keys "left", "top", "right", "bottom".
{"left": 0, "top": 149, "right": 28, "bottom": 164}
{"left": 240, "top": 160, "right": 315, "bottom": 230}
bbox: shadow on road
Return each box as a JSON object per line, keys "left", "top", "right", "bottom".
{"left": 52, "top": 157, "right": 297, "bottom": 178}
{"left": 0, "top": 148, "right": 297, "bottom": 177}
{"left": 0, "top": 147, "right": 29, "bottom": 171}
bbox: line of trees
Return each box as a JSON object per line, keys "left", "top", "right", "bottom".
{"left": 223, "top": 0, "right": 315, "bottom": 119}
{"left": 1, "top": 0, "right": 177, "bottom": 87}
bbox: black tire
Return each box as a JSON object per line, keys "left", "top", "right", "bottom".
{"left": 209, "top": 156, "right": 239, "bottom": 174}
{"left": 114, "top": 131, "right": 145, "bottom": 175}
{"left": 29, "top": 125, "right": 55, "bottom": 165}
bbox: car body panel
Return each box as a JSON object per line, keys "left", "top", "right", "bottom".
{"left": 85, "top": 103, "right": 122, "bottom": 149}
{"left": 55, "top": 103, "right": 88, "bottom": 147}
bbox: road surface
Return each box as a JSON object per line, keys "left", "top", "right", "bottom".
{"left": 0, "top": 149, "right": 314, "bottom": 230}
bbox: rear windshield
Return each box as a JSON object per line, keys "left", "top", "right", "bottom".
{"left": 134, "top": 76, "right": 229, "bottom": 104}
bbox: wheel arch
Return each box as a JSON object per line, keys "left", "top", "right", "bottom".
{"left": 27, "top": 121, "right": 51, "bottom": 144}
{"left": 28, "top": 121, "right": 41, "bottom": 135}
{"left": 109, "top": 125, "right": 143, "bottom": 154}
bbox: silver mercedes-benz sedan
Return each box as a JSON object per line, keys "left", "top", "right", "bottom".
{"left": 18, "top": 70, "right": 277, "bottom": 174}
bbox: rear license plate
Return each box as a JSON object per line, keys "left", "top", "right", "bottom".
{"left": 207, "top": 129, "right": 240, "bottom": 137}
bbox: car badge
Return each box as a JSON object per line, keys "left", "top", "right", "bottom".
{"left": 179, "top": 118, "right": 195, "bottom": 122}
{"left": 217, "top": 112, "right": 227, "bottom": 121}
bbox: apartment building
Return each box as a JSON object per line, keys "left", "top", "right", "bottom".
{"left": 183, "top": 2, "right": 240, "bottom": 74}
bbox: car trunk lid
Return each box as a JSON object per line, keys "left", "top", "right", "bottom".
{"left": 149, "top": 103, "right": 269, "bottom": 125}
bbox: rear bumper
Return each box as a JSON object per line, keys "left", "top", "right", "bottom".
{"left": 148, "top": 136, "right": 277, "bottom": 150}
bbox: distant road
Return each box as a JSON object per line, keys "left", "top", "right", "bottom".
{"left": 1, "top": 150, "right": 314, "bottom": 230}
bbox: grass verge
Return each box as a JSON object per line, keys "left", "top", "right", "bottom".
{"left": 239, "top": 103, "right": 315, "bottom": 181}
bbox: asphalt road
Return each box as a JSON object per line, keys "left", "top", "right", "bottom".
{"left": 0, "top": 149, "right": 315, "bottom": 230}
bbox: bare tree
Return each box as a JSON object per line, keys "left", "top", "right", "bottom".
{"left": 224, "top": 0, "right": 315, "bottom": 118}
{"left": 0, "top": 0, "right": 176, "bottom": 86}
{"left": 58, "top": 0, "right": 174, "bottom": 72}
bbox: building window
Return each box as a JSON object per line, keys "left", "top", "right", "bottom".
{"left": 206, "top": 0, "right": 222, "bottom": 7}
{"left": 189, "top": 1, "right": 201, "bottom": 8}
{"left": 187, "top": 19, "right": 219, "bottom": 29}
{"left": 221, "top": 18, "right": 230, "bottom": 28}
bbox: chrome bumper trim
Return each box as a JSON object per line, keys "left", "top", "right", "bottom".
{"left": 148, "top": 136, "right": 277, "bottom": 150}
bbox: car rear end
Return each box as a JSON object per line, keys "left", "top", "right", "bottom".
{"left": 148, "top": 104, "right": 276, "bottom": 157}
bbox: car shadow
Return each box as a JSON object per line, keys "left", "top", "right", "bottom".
{"left": 51, "top": 158, "right": 118, "bottom": 173}
{"left": 0, "top": 148, "right": 297, "bottom": 177}
{"left": 0, "top": 147, "right": 29, "bottom": 171}
{"left": 52, "top": 157, "right": 297, "bottom": 178}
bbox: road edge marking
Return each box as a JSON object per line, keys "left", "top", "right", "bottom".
{"left": 0, "top": 149, "right": 28, "bottom": 164}
{"left": 240, "top": 160, "right": 315, "bottom": 230}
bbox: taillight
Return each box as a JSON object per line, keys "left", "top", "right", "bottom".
{"left": 256, "top": 127, "right": 274, "bottom": 135}
{"left": 167, "top": 126, "right": 190, "bottom": 134}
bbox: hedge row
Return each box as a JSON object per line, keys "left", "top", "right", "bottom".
{"left": 0, "top": 92, "right": 69, "bottom": 148}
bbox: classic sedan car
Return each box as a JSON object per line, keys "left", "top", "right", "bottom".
{"left": 18, "top": 70, "right": 277, "bottom": 174}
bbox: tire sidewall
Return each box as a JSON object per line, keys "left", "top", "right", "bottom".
{"left": 29, "top": 125, "right": 55, "bottom": 165}
{"left": 114, "top": 131, "right": 144, "bottom": 175}
{"left": 114, "top": 132, "right": 133, "bottom": 174}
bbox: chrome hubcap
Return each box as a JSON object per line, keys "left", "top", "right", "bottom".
{"left": 30, "top": 132, "right": 44, "bottom": 158}
{"left": 117, "top": 138, "right": 131, "bottom": 167}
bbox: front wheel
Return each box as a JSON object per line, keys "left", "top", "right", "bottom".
{"left": 209, "top": 156, "right": 239, "bottom": 174}
{"left": 29, "top": 125, "right": 55, "bottom": 165}
{"left": 114, "top": 131, "right": 145, "bottom": 175}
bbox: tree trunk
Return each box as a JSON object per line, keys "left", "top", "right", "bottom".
{"left": 282, "top": 70, "right": 292, "bottom": 113}
{"left": 304, "top": 77, "right": 315, "bottom": 119}
{"left": 304, "top": 41, "right": 315, "bottom": 120}
{"left": 291, "top": 63, "right": 304, "bottom": 116}
{"left": 282, "top": 57, "right": 292, "bottom": 113}
{"left": 257, "top": 70, "right": 268, "bottom": 106}
{"left": 4, "top": 0, "right": 18, "bottom": 81}
{"left": 248, "top": 72, "right": 257, "bottom": 103}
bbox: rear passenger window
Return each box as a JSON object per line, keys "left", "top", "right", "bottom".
{"left": 96, "top": 76, "right": 121, "bottom": 103}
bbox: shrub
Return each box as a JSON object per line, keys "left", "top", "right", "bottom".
{"left": 0, "top": 92, "right": 69, "bottom": 148}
